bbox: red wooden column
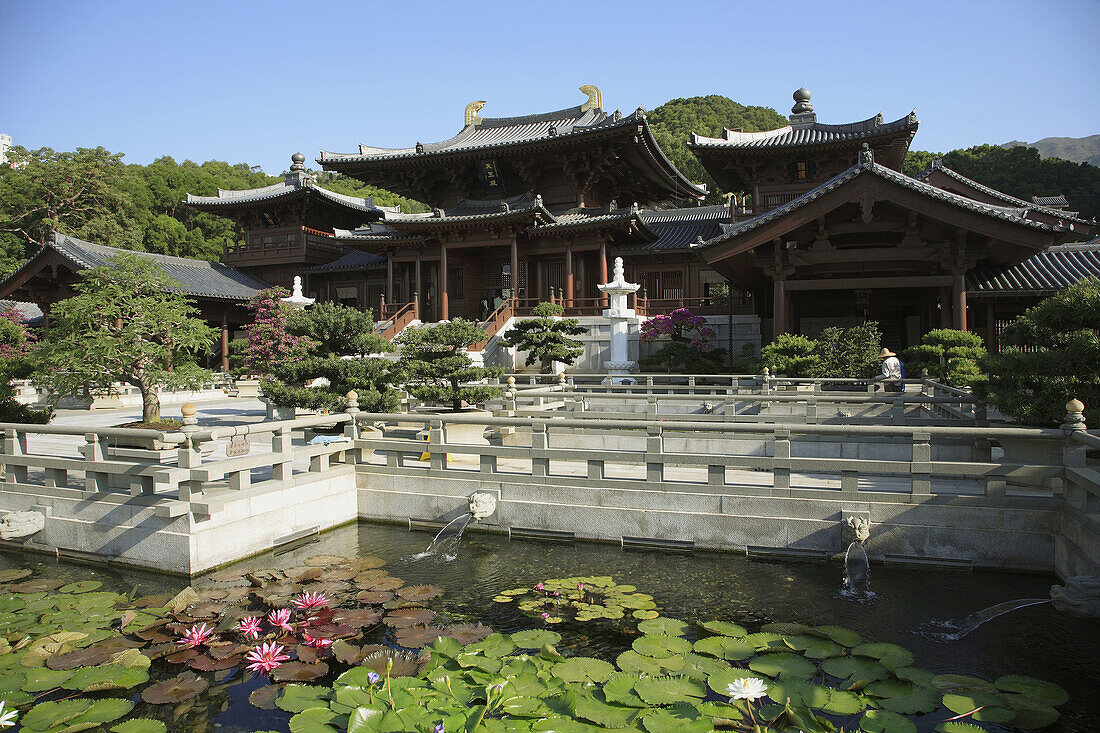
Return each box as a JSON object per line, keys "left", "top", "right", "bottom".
{"left": 565, "top": 242, "right": 574, "bottom": 306}
{"left": 220, "top": 315, "right": 229, "bottom": 372}
{"left": 952, "top": 273, "right": 968, "bottom": 331}
{"left": 510, "top": 236, "right": 519, "bottom": 303}
{"left": 440, "top": 242, "right": 449, "bottom": 321}
{"left": 772, "top": 278, "right": 787, "bottom": 341}
{"left": 415, "top": 252, "right": 423, "bottom": 316}
{"left": 386, "top": 255, "right": 394, "bottom": 303}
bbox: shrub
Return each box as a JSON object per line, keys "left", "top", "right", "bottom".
{"left": 903, "top": 329, "right": 987, "bottom": 388}
{"left": 499, "top": 302, "right": 587, "bottom": 372}
{"left": 760, "top": 334, "right": 819, "bottom": 377}
{"left": 982, "top": 279, "right": 1100, "bottom": 425}
{"left": 811, "top": 322, "right": 883, "bottom": 379}
{"left": 640, "top": 308, "right": 724, "bottom": 373}
{"left": 239, "top": 287, "right": 317, "bottom": 376}
{"left": 396, "top": 319, "right": 503, "bottom": 411}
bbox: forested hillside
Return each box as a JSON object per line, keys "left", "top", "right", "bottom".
{"left": 648, "top": 96, "right": 788, "bottom": 201}
{"left": 0, "top": 146, "right": 425, "bottom": 281}
{"left": 903, "top": 145, "right": 1100, "bottom": 220}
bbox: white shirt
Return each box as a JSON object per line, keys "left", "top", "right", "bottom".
{"left": 881, "top": 356, "right": 901, "bottom": 380}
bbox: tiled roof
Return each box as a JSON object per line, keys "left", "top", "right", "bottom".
{"left": 43, "top": 233, "right": 268, "bottom": 301}
{"left": 186, "top": 171, "right": 394, "bottom": 215}
{"left": 912, "top": 162, "right": 1090, "bottom": 225}
{"left": 1032, "top": 195, "right": 1069, "bottom": 207}
{"left": 0, "top": 300, "right": 43, "bottom": 323}
{"left": 689, "top": 112, "right": 918, "bottom": 151}
{"left": 614, "top": 204, "right": 732, "bottom": 252}
{"left": 382, "top": 192, "right": 555, "bottom": 229}
{"left": 700, "top": 156, "right": 1055, "bottom": 249}
{"left": 968, "top": 241, "right": 1100, "bottom": 295}
{"left": 305, "top": 249, "right": 387, "bottom": 273}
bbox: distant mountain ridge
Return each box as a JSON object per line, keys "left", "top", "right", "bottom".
{"left": 999, "top": 134, "right": 1100, "bottom": 167}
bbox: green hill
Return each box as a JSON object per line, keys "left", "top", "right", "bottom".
{"left": 1000, "top": 134, "right": 1100, "bottom": 167}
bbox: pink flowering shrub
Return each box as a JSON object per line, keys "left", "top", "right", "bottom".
{"left": 0, "top": 306, "right": 37, "bottom": 360}
{"left": 640, "top": 308, "right": 723, "bottom": 373}
{"left": 240, "top": 287, "right": 317, "bottom": 375}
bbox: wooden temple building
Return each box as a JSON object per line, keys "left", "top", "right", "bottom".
{"left": 0, "top": 86, "right": 1094, "bottom": 363}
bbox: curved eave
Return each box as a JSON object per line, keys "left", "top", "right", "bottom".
{"left": 185, "top": 182, "right": 382, "bottom": 216}
{"left": 382, "top": 205, "right": 557, "bottom": 234}
{"left": 688, "top": 113, "right": 919, "bottom": 151}
{"left": 536, "top": 214, "right": 658, "bottom": 242}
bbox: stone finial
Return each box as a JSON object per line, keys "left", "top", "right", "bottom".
{"left": 1062, "top": 398, "right": 1086, "bottom": 431}
{"left": 792, "top": 87, "right": 813, "bottom": 114}
{"left": 557, "top": 372, "right": 566, "bottom": 384}
{"left": 282, "top": 275, "right": 315, "bottom": 309}
{"left": 290, "top": 152, "right": 306, "bottom": 171}
{"left": 180, "top": 403, "right": 197, "bottom": 419}
{"left": 858, "top": 142, "right": 875, "bottom": 166}
{"left": 762, "top": 367, "right": 770, "bottom": 377}
{"left": 415, "top": 142, "right": 424, "bottom": 154}
{"left": 346, "top": 390, "right": 359, "bottom": 406}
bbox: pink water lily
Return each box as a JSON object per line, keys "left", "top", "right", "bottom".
{"left": 534, "top": 583, "right": 544, "bottom": 591}
{"left": 177, "top": 622, "right": 214, "bottom": 648}
{"left": 291, "top": 591, "right": 330, "bottom": 612}
{"left": 245, "top": 642, "right": 290, "bottom": 673}
{"left": 302, "top": 632, "right": 332, "bottom": 649}
{"left": 238, "top": 616, "right": 262, "bottom": 640}
{"left": 267, "top": 608, "right": 294, "bottom": 632}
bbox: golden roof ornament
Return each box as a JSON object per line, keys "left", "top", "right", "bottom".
{"left": 465, "top": 100, "right": 486, "bottom": 127}
{"left": 579, "top": 84, "right": 602, "bottom": 112}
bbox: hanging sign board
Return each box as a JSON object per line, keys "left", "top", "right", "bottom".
{"left": 226, "top": 435, "right": 250, "bottom": 457}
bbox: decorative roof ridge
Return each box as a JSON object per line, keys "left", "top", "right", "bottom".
{"left": 474, "top": 103, "right": 599, "bottom": 128}
{"left": 914, "top": 162, "right": 1093, "bottom": 225}
{"left": 186, "top": 176, "right": 383, "bottom": 214}
{"left": 688, "top": 112, "right": 917, "bottom": 148}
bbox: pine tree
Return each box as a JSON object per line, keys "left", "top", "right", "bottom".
{"left": 499, "top": 302, "right": 587, "bottom": 373}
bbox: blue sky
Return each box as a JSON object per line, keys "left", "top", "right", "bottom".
{"left": 2, "top": 0, "right": 1097, "bottom": 175}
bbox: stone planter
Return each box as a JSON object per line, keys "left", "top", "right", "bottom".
{"left": 264, "top": 400, "right": 297, "bottom": 421}
{"left": 234, "top": 379, "right": 261, "bottom": 398}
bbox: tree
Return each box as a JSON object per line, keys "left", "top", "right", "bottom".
{"left": 396, "top": 319, "right": 503, "bottom": 411}
{"left": 760, "top": 334, "right": 819, "bottom": 377}
{"left": 982, "top": 280, "right": 1100, "bottom": 426}
{"left": 262, "top": 302, "right": 399, "bottom": 413}
{"left": 36, "top": 253, "right": 217, "bottom": 424}
{"left": 499, "top": 302, "right": 587, "bottom": 373}
{"left": 0, "top": 306, "right": 51, "bottom": 423}
{"left": 811, "top": 322, "right": 883, "bottom": 379}
{"left": 903, "top": 329, "right": 987, "bottom": 388}
{"left": 639, "top": 308, "right": 724, "bottom": 373}
{"left": 238, "top": 287, "right": 317, "bottom": 376}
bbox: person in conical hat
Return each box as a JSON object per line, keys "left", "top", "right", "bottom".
{"left": 877, "top": 347, "right": 903, "bottom": 391}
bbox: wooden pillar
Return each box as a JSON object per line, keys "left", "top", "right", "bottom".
{"left": 599, "top": 241, "right": 609, "bottom": 305}
{"left": 386, "top": 255, "right": 394, "bottom": 302}
{"left": 952, "top": 273, "right": 967, "bottom": 331}
{"left": 772, "top": 278, "right": 787, "bottom": 341}
{"left": 533, "top": 257, "right": 541, "bottom": 302}
{"left": 440, "top": 242, "right": 449, "bottom": 321}
{"left": 565, "top": 243, "right": 574, "bottom": 306}
{"left": 415, "top": 252, "right": 423, "bottom": 307}
{"left": 510, "top": 236, "right": 519, "bottom": 303}
{"left": 220, "top": 315, "right": 229, "bottom": 373}
{"left": 401, "top": 262, "right": 410, "bottom": 303}
{"left": 985, "top": 301, "right": 996, "bottom": 352}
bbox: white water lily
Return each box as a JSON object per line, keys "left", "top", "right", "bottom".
{"left": 727, "top": 676, "right": 769, "bottom": 702}
{"left": 0, "top": 701, "right": 17, "bottom": 728}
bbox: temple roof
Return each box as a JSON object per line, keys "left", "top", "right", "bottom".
{"left": 381, "top": 192, "right": 556, "bottom": 232}
{"left": 689, "top": 111, "right": 918, "bottom": 152}
{"left": 702, "top": 155, "right": 1058, "bottom": 248}
{"left": 967, "top": 240, "right": 1100, "bottom": 296}
{"left": 304, "top": 249, "right": 387, "bottom": 273}
{"left": 318, "top": 88, "right": 706, "bottom": 205}
{"left": 912, "top": 161, "right": 1090, "bottom": 226}
{"left": 6, "top": 232, "right": 269, "bottom": 301}
{"left": 1032, "top": 195, "right": 1069, "bottom": 208}
{"left": 618, "top": 204, "right": 733, "bottom": 252}
{"left": 186, "top": 170, "right": 395, "bottom": 216}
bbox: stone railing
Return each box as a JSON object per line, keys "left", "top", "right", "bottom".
{"left": 349, "top": 408, "right": 1071, "bottom": 501}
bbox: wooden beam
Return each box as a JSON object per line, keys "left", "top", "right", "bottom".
{"left": 784, "top": 275, "right": 954, "bottom": 291}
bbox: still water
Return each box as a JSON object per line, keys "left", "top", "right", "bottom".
{"left": 3, "top": 521, "right": 1098, "bottom": 732}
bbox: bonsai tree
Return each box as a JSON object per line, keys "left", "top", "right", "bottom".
{"left": 238, "top": 287, "right": 317, "bottom": 376}
{"left": 810, "top": 321, "right": 883, "bottom": 379}
{"left": 639, "top": 307, "right": 724, "bottom": 373}
{"left": 760, "top": 334, "right": 819, "bottom": 377}
{"left": 396, "top": 318, "right": 503, "bottom": 411}
{"left": 982, "top": 279, "right": 1100, "bottom": 426}
{"left": 499, "top": 301, "right": 586, "bottom": 373}
{"left": 261, "top": 301, "right": 399, "bottom": 413}
{"left": 903, "top": 329, "right": 987, "bottom": 388}
{"left": 0, "top": 305, "right": 51, "bottom": 423}
{"left": 37, "top": 253, "right": 217, "bottom": 424}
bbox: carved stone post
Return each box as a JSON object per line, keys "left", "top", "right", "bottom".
{"left": 1062, "top": 399, "right": 1088, "bottom": 510}
{"left": 177, "top": 403, "right": 202, "bottom": 500}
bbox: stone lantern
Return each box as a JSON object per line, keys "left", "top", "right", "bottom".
{"left": 597, "top": 257, "right": 642, "bottom": 382}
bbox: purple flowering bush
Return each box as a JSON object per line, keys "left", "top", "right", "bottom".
{"left": 239, "top": 287, "right": 318, "bottom": 376}
{"left": 639, "top": 308, "right": 724, "bottom": 372}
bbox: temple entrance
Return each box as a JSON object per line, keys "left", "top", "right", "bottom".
{"left": 791, "top": 287, "right": 937, "bottom": 349}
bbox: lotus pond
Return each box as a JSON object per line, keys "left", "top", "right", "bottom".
{"left": 0, "top": 522, "right": 1096, "bottom": 733}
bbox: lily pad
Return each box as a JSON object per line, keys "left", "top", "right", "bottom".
{"left": 395, "top": 625, "right": 447, "bottom": 648}
{"left": 277, "top": 684, "right": 333, "bottom": 712}
{"left": 822, "top": 655, "right": 890, "bottom": 684}
{"left": 59, "top": 580, "right": 102, "bottom": 594}
{"left": 0, "top": 568, "right": 32, "bottom": 582}
{"left": 616, "top": 649, "right": 682, "bottom": 676}
{"left": 22, "top": 666, "right": 74, "bottom": 692}
{"left": 638, "top": 617, "right": 691, "bottom": 637}
{"left": 63, "top": 697, "right": 135, "bottom": 728}
{"left": 931, "top": 674, "right": 997, "bottom": 692}
{"left": 397, "top": 584, "right": 444, "bottom": 602}
{"left": 632, "top": 634, "right": 692, "bottom": 658}
{"left": 692, "top": 635, "right": 755, "bottom": 661}
{"left": 110, "top": 720, "right": 169, "bottom": 733}
{"left": 994, "top": 675, "right": 1068, "bottom": 706}
{"left": 272, "top": 661, "right": 330, "bottom": 682}
{"left": 603, "top": 674, "right": 647, "bottom": 707}
{"left": 942, "top": 691, "right": 1016, "bottom": 723}
{"left": 141, "top": 671, "right": 209, "bottom": 703}
{"left": 866, "top": 679, "right": 940, "bottom": 714}
{"left": 570, "top": 692, "right": 643, "bottom": 727}
{"left": 933, "top": 724, "right": 986, "bottom": 733}
{"left": 814, "top": 625, "right": 862, "bottom": 647}
{"left": 859, "top": 709, "right": 918, "bottom": 733}
{"left": 63, "top": 663, "right": 148, "bottom": 692}
{"left": 640, "top": 702, "right": 713, "bottom": 733}
{"left": 699, "top": 620, "right": 747, "bottom": 636}
{"left": 384, "top": 607, "right": 437, "bottom": 628}
{"left": 748, "top": 652, "right": 817, "bottom": 679}
{"left": 443, "top": 623, "right": 493, "bottom": 644}
{"left": 305, "top": 554, "right": 348, "bottom": 566}
{"left": 553, "top": 656, "right": 616, "bottom": 684}
{"left": 20, "top": 698, "right": 93, "bottom": 730}
{"left": 852, "top": 642, "right": 915, "bottom": 670}
{"left": 46, "top": 646, "right": 112, "bottom": 670}
{"left": 824, "top": 688, "right": 867, "bottom": 715}
{"left": 510, "top": 629, "right": 562, "bottom": 648}
{"left": 634, "top": 675, "right": 706, "bottom": 705}
{"left": 250, "top": 684, "right": 281, "bottom": 709}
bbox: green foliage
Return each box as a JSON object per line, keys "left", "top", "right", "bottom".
{"left": 648, "top": 96, "right": 788, "bottom": 203}
{"left": 761, "top": 334, "right": 819, "bottom": 377}
{"left": 35, "top": 253, "right": 217, "bottom": 423}
{"left": 499, "top": 302, "right": 587, "bottom": 372}
{"left": 0, "top": 306, "right": 51, "bottom": 423}
{"left": 903, "top": 144, "right": 1100, "bottom": 219}
{"left": 287, "top": 300, "right": 389, "bottom": 358}
{"left": 982, "top": 279, "right": 1100, "bottom": 425}
{"left": 396, "top": 319, "right": 503, "bottom": 411}
{"left": 259, "top": 379, "right": 348, "bottom": 413}
{"left": 811, "top": 322, "right": 883, "bottom": 379}
{"left": 903, "top": 329, "right": 987, "bottom": 388}
{"left": 729, "top": 342, "right": 762, "bottom": 374}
